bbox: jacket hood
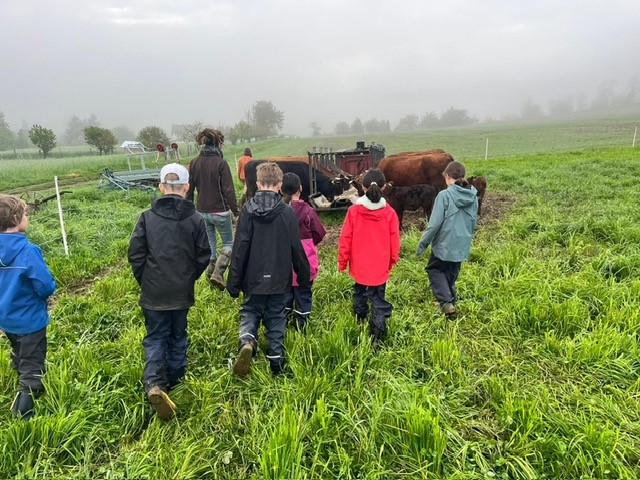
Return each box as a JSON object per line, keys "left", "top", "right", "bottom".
{"left": 354, "top": 196, "right": 389, "bottom": 222}
{"left": 246, "top": 190, "right": 285, "bottom": 222}
{"left": 0, "top": 233, "right": 29, "bottom": 266}
{"left": 151, "top": 195, "right": 196, "bottom": 221}
{"left": 448, "top": 184, "right": 477, "bottom": 210}
{"left": 199, "top": 145, "right": 224, "bottom": 158}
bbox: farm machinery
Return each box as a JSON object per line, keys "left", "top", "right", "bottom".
{"left": 307, "top": 141, "right": 385, "bottom": 210}
{"left": 98, "top": 142, "right": 163, "bottom": 192}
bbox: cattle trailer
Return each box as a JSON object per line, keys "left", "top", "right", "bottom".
{"left": 307, "top": 141, "right": 385, "bottom": 210}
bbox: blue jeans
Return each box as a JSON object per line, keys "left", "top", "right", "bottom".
{"left": 141, "top": 308, "right": 189, "bottom": 393}
{"left": 238, "top": 294, "right": 287, "bottom": 374}
{"left": 199, "top": 212, "right": 234, "bottom": 262}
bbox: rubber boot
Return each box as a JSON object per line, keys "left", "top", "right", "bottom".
{"left": 205, "top": 261, "right": 216, "bottom": 278}
{"left": 11, "top": 391, "right": 35, "bottom": 421}
{"left": 210, "top": 247, "right": 232, "bottom": 291}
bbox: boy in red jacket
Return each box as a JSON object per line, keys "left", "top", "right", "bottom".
{"left": 338, "top": 169, "right": 400, "bottom": 349}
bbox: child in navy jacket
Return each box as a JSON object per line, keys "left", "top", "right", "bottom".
{"left": 0, "top": 195, "right": 56, "bottom": 420}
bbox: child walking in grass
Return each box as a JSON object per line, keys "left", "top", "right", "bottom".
{"left": 338, "top": 169, "right": 400, "bottom": 349}
{"left": 0, "top": 195, "right": 56, "bottom": 420}
{"left": 227, "top": 163, "right": 310, "bottom": 377}
{"left": 280, "top": 172, "right": 326, "bottom": 332}
{"left": 128, "top": 164, "right": 211, "bottom": 420}
{"left": 416, "top": 161, "right": 478, "bottom": 316}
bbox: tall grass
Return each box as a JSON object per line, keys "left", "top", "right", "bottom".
{"left": 0, "top": 142, "right": 639, "bottom": 477}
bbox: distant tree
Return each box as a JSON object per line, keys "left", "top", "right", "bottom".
{"left": 396, "top": 114, "right": 419, "bottom": 131}
{"left": 63, "top": 114, "right": 101, "bottom": 145}
{"left": 28, "top": 124, "right": 57, "bottom": 158}
{"left": 439, "top": 107, "right": 474, "bottom": 127}
{"left": 176, "top": 122, "right": 204, "bottom": 153}
{"left": 419, "top": 111, "right": 439, "bottom": 129}
{"left": 520, "top": 100, "right": 544, "bottom": 119}
{"left": 591, "top": 81, "right": 615, "bottom": 109}
{"left": 137, "top": 126, "right": 170, "bottom": 148}
{"left": 0, "top": 111, "right": 16, "bottom": 150}
{"left": 548, "top": 99, "right": 574, "bottom": 116}
{"left": 228, "top": 120, "right": 253, "bottom": 145}
{"left": 335, "top": 122, "right": 350, "bottom": 136}
{"left": 379, "top": 120, "right": 391, "bottom": 132}
{"left": 63, "top": 115, "right": 84, "bottom": 145}
{"left": 86, "top": 114, "right": 100, "bottom": 127}
{"left": 309, "top": 122, "right": 322, "bottom": 137}
{"left": 623, "top": 75, "right": 640, "bottom": 104}
{"left": 84, "top": 126, "right": 117, "bottom": 155}
{"left": 15, "top": 129, "right": 31, "bottom": 149}
{"left": 111, "top": 125, "right": 136, "bottom": 144}
{"left": 247, "top": 100, "right": 284, "bottom": 139}
{"left": 350, "top": 118, "right": 364, "bottom": 135}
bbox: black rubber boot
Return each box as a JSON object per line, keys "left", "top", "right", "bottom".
{"left": 11, "top": 391, "right": 35, "bottom": 421}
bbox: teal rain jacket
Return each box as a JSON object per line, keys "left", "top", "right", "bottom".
{"left": 416, "top": 184, "right": 478, "bottom": 262}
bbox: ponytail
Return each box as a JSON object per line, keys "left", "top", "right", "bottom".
{"left": 362, "top": 169, "right": 386, "bottom": 204}
{"left": 365, "top": 182, "right": 383, "bottom": 203}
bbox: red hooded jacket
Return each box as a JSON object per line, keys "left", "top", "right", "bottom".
{"left": 338, "top": 196, "right": 400, "bottom": 286}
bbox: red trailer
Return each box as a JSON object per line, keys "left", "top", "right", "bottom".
{"left": 307, "top": 141, "right": 385, "bottom": 210}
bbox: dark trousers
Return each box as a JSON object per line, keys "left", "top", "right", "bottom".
{"left": 141, "top": 308, "right": 189, "bottom": 393}
{"left": 426, "top": 252, "right": 462, "bottom": 305}
{"left": 5, "top": 327, "right": 47, "bottom": 394}
{"left": 284, "top": 282, "right": 313, "bottom": 330}
{"left": 353, "top": 283, "right": 393, "bottom": 335}
{"left": 238, "top": 294, "right": 287, "bottom": 374}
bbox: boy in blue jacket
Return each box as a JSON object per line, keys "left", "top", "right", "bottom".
{"left": 416, "top": 161, "right": 478, "bottom": 316}
{"left": 0, "top": 195, "right": 56, "bottom": 420}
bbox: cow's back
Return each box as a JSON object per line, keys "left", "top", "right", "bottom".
{"left": 378, "top": 150, "right": 454, "bottom": 189}
{"left": 244, "top": 160, "right": 315, "bottom": 202}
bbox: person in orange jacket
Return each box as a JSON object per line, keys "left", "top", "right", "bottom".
{"left": 237, "top": 147, "right": 253, "bottom": 184}
{"left": 338, "top": 169, "right": 400, "bottom": 349}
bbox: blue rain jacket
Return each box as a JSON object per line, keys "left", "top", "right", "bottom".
{"left": 0, "top": 233, "right": 56, "bottom": 334}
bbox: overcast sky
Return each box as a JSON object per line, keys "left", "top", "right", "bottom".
{"left": 1, "top": 0, "right": 638, "bottom": 136}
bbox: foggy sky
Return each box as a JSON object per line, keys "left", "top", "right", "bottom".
{"left": 1, "top": 0, "right": 639, "bottom": 137}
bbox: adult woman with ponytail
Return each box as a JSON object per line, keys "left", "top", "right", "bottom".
{"left": 187, "top": 128, "right": 238, "bottom": 290}
{"left": 416, "top": 161, "right": 478, "bottom": 316}
{"left": 338, "top": 169, "right": 400, "bottom": 350}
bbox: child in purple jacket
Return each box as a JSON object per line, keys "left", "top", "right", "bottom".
{"left": 281, "top": 173, "right": 326, "bottom": 331}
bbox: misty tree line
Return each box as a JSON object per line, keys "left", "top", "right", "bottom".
{"left": 0, "top": 100, "right": 286, "bottom": 158}
{"left": 2, "top": 78, "right": 639, "bottom": 157}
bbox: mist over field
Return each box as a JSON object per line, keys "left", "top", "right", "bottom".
{"left": 1, "top": 0, "right": 639, "bottom": 137}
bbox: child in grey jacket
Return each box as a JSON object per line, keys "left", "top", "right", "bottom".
{"left": 416, "top": 161, "right": 478, "bottom": 316}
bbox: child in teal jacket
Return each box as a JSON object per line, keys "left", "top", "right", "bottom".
{"left": 416, "top": 161, "right": 478, "bottom": 316}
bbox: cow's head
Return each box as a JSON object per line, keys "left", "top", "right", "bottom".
{"left": 327, "top": 174, "right": 351, "bottom": 200}
{"left": 350, "top": 172, "right": 366, "bottom": 197}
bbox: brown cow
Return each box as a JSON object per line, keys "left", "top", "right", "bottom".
{"left": 377, "top": 149, "right": 454, "bottom": 190}
{"left": 467, "top": 176, "right": 487, "bottom": 214}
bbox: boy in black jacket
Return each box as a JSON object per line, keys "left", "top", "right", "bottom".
{"left": 227, "top": 162, "right": 310, "bottom": 377}
{"left": 128, "top": 164, "right": 211, "bottom": 419}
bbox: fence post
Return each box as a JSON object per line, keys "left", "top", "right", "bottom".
{"left": 485, "top": 137, "right": 489, "bottom": 160}
{"left": 54, "top": 176, "right": 69, "bottom": 257}
{"left": 633, "top": 126, "right": 637, "bottom": 147}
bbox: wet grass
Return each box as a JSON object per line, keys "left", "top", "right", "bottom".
{"left": 0, "top": 144, "right": 639, "bottom": 478}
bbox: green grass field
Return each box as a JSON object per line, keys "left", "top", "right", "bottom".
{"left": 0, "top": 118, "right": 639, "bottom": 478}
